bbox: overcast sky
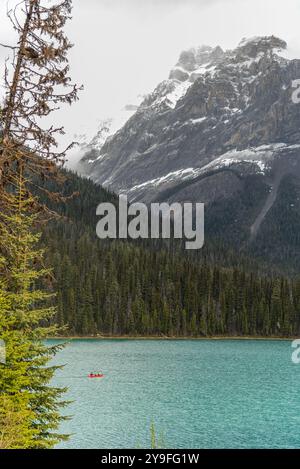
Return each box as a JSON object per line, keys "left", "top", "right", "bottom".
{"left": 0, "top": 0, "right": 300, "bottom": 163}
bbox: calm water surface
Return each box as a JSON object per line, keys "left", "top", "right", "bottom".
{"left": 50, "top": 339, "right": 300, "bottom": 448}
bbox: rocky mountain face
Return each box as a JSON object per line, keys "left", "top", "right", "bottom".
{"left": 78, "top": 36, "right": 300, "bottom": 270}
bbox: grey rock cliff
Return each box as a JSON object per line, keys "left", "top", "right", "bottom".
{"left": 79, "top": 36, "right": 300, "bottom": 208}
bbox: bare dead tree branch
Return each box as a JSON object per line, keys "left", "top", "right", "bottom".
{"left": 0, "top": 43, "right": 18, "bottom": 50}
{"left": 0, "top": 0, "right": 82, "bottom": 205}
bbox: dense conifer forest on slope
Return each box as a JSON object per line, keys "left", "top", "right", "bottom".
{"left": 37, "top": 171, "right": 300, "bottom": 337}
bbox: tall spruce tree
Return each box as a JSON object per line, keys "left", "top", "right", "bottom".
{"left": 0, "top": 175, "right": 68, "bottom": 448}
{"left": 0, "top": 0, "right": 79, "bottom": 448}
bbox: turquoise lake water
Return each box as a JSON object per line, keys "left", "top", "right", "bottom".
{"left": 50, "top": 339, "right": 300, "bottom": 448}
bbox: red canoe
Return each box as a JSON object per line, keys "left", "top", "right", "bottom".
{"left": 88, "top": 373, "right": 104, "bottom": 378}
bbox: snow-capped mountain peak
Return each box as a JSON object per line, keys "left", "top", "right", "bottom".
{"left": 78, "top": 36, "right": 300, "bottom": 206}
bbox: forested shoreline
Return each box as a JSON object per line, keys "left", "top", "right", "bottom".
{"left": 41, "top": 172, "right": 300, "bottom": 338}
